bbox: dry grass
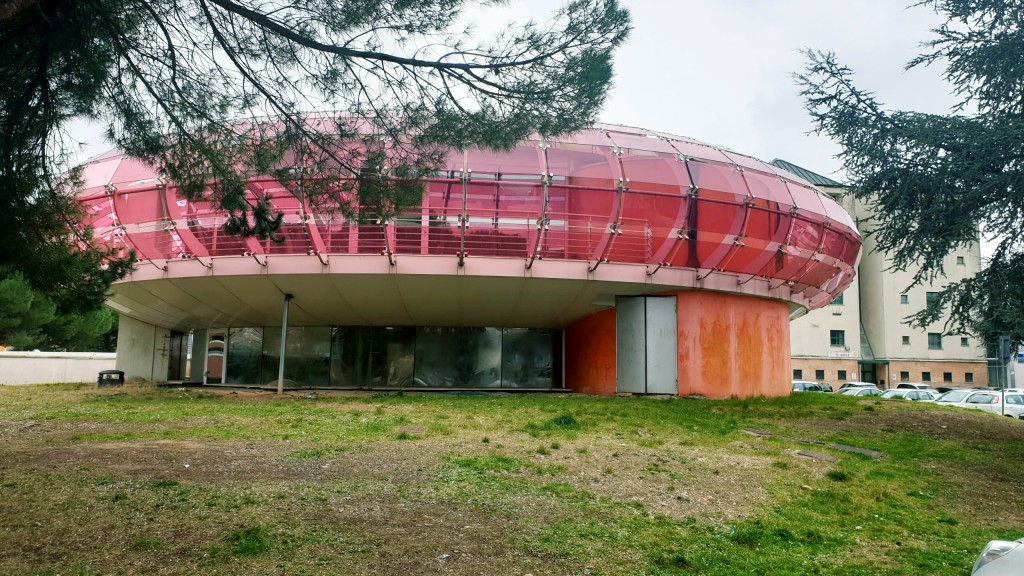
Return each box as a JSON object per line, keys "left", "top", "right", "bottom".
{"left": 1, "top": 384, "right": 1022, "bottom": 575}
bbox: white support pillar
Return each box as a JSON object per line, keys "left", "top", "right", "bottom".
{"left": 277, "top": 294, "right": 293, "bottom": 395}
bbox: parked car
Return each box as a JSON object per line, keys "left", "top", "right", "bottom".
{"left": 973, "top": 537, "right": 1024, "bottom": 575}
{"left": 960, "top": 390, "right": 1004, "bottom": 414}
{"left": 880, "top": 389, "right": 936, "bottom": 402}
{"left": 935, "top": 389, "right": 973, "bottom": 406}
{"left": 1001, "top": 393, "right": 1024, "bottom": 418}
{"left": 837, "top": 387, "right": 882, "bottom": 397}
{"left": 792, "top": 380, "right": 830, "bottom": 393}
{"left": 836, "top": 381, "right": 878, "bottom": 391}
{"left": 896, "top": 382, "right": 935, "bottom": 391}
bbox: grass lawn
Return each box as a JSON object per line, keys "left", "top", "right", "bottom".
{"left": 1, "top": 384, "right": 1022, "bottom": 575}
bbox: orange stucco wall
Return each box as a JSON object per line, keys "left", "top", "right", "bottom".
{"left": 564, "top": 307, "right": 617, "bottom": 396}
{"left": 674, "top": 291, "right": 791, "bottom": 399}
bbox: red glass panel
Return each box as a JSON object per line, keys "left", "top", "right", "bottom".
{"left": 687, "top": 160, "right": 746, "bottom": 204}
{"left": 742, "top": 170, "right": 794, "bottom": 209}
{"left": 719, "top": 207, "right": 791, "bottom": 276}
{"left": 604, "top": 129, "right": 680, "bottom": 155}
{"left": 112, "top": 188, "right": 167, "bottom": 225}
{"left": 619, "top": 153, "right": 690, "bottom": 196}
{"left": 666, "top": 140, "right": 733, "bottom": 165}
{"left": 466, "top": 145, "right": 543, "bottom": 178}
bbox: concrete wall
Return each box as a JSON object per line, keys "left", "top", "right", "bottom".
{"left": 676, "top": 291, "right": 791, "bottom": 399}
{"left": 564, "top": 308, "right": 617, "bottom": 396}
{"left": 0, "top": 352, "right": 116, "bottom": 385}
{"left": 116, "top": 315, "right": 171, "bottom": 382}
{"left": 564, "top": 292, "right": 792, "bottom": 399}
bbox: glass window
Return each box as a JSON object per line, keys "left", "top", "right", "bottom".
{"left": 501, "top": 328, "right": 554, "bottom": 388}
{"left": 956, "top": 256, "right": 965, "bottom": 265}
{"left": 793, "top": 369, "right": 803, "bottom": 380}
{"left": 226, "top": 328, "right": 264, "bottom": 385}
{"left": 943, "top": 372, "right": 953, "bottom": 382}
{"left": 926, "top": 292, "right": 940, "bottom": 306}
{"left": 1006, "top": 395, "right": 1023, "bottom": 405}
{"left": 928, "top": 333, "right": 943, "bottom": 350}
{"left": 967, "top": 393, "right": 995, "bottom": 404}
{"left": 902, "top": 335, "right": 910, "bottom": 345}
{"left": 415, "top": 327, "right": 502, "bottom": 387}
{"left": 830, "top": 330, "right": 845, "bottom": 347}
{"left": 262, "top": 326, "right": 332, "bottom": 388}
{"left": 838, "top": 370, "right": 847, "bottom": 380}
{"left": 900, "top": 371, "right": 909, "bottom": 381}
{"left": 815, "top": 369, "right": 825, "bottom": 380}
{"left": 922, "top": 372, "right": 932, "bottom": 382}
{"left": 961, "top": 337, "right": 969, "bottom": 347}
{"left": 965, "top": 372, "right": 974, "bottom": 383}
{"left": 330, "top": 326, "right": 415, "bottom": 387}
{"left": 832, "top": 293, "right": 844, "bottom": 305}
{"left": 900, "top": 294, "right": 909, "bottom": 305}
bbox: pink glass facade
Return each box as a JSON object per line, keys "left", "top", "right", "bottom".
{"left": 77, "top": 124, "right": 859, "bottom": 310}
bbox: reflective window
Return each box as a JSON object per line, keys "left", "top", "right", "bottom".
{"left": 226, "top": 328, "right": 264, "bottom": 384}
{"left": 501, "top": 328, "right": 554, "bottom": 388}
{"left": 414, "top": 327, "right": 503, "bottom": 387}
{"left": 330, "top": 326, "right": 415, "bottom": 387}
{"left": 830, "top": 330, "right": 845, "bottom": 348}
{"left": 262, "top": 326, "right": 332, "bottom": 387}
{"left": 928, "top": 333, "right": 943, "bottom": 350}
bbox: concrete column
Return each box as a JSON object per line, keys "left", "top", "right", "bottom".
{"left": 191, "top": 329, "right": 208, "bottom": 383}
{"left": 115, "top": 315, "right": 171, "bottom": 383}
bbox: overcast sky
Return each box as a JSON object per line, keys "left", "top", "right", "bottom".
{"left": 594, "top": 0, "right": 955, "bottom": 181}
{"left": 70, "top": 1, "right": 957, "bottom": 181}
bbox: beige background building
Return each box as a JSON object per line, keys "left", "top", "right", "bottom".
{"left": 773, "top": 160, "right": 988, "bottom": 390}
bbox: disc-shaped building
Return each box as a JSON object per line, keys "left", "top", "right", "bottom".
{"left": 79, "top": 123, "right": 860, "bottom": 398}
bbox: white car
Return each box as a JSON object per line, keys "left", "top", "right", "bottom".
{"left": 792, "top": 380, "right": 831, "bottom": 393}
{"left": 934, "top": 389, "right": 973, "bottom": 406}
{"left": 837, "top": 387, "right": 882, "bottom": 397}
{"left": 880, "top": 389, "right": 936, "bottom": 402}
{"left": 973, "top": 538, "right": 1024, "bottom": 575}
{"left": 940, "top": 390, "right": 1024, "bottom": 417}
{"left": 836, "top": 381, "right": 878, "bottom": 391}
{"left": 896, "top": 382, "right": 936, "bottom": 391}
{"left": 1000, "top": 393, "right": 1024, "bottom": 418}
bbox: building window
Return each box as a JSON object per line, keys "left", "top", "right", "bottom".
{"left": 902, "top": 335, "right": 910, "bottom": 345}
{"left": 966, "top": 372, "right": 974, "bottom": 383}
{"left": 833, "top": 293, "right": 844, "bottom": 305}
{"left": 900, "top": 371, "right": 909, "bottom": 381}
{"left": 943, "top": 372, "right": 953, "bottom": 382}
{"left": 956, "top": 256, "right": 965, "bottom": 265}
{"left": 922, "top": 372, "right": 932, "bottom": 382}
{"left": 926, "top": 292, "right": 940, "bottom": 306}
{"left": 900, "top": 293, "right": 909, "bottom": 305}
{"left": 961, "top": 337, "right": 969, "bottom": 347}
{"left": 815, "top": 369, "right": 825, "bottom": 380}
{"left": 830, "top": 330, "right": 846, "bottom": 348}
{"left": 838, "top": 370, "right": 847, "bottom": 380}
{"left": 928, "top": 333, "right": 943, "bottom": 350}
{"left": 793, "top": 369, "right": 803, "bottom": 380}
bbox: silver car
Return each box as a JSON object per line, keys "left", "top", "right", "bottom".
{"left": 880, "top": 389, "right": 936, "bottom": 402}
{"left": 934, "top": 388, "right": 973, "bottom": 406}
{"left": 973, "top": 538, "right": 1024, "bottom": 575}
{"left": 837, "top": 387, "right": 882, "bottom": 397}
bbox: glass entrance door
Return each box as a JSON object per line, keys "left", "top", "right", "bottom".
{"left": 205, "top": 331, "right": 226, "bottom": 384}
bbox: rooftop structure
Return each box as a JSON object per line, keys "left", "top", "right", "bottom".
{"left": 79, "top": 124, "right": 861, "bottom": 398}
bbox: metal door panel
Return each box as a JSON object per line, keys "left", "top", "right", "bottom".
{"left": 616, "top": 297, "right": 646, "bottom": 393}
{"left": 645, "top": 297, "right": 678, "bottom": 394}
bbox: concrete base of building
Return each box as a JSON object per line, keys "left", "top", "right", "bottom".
{"left": 565, "top": 291, "right": 792, "bottom": 399}
{"left": 880, "top": 360, "right": 988, "bottom": 388}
